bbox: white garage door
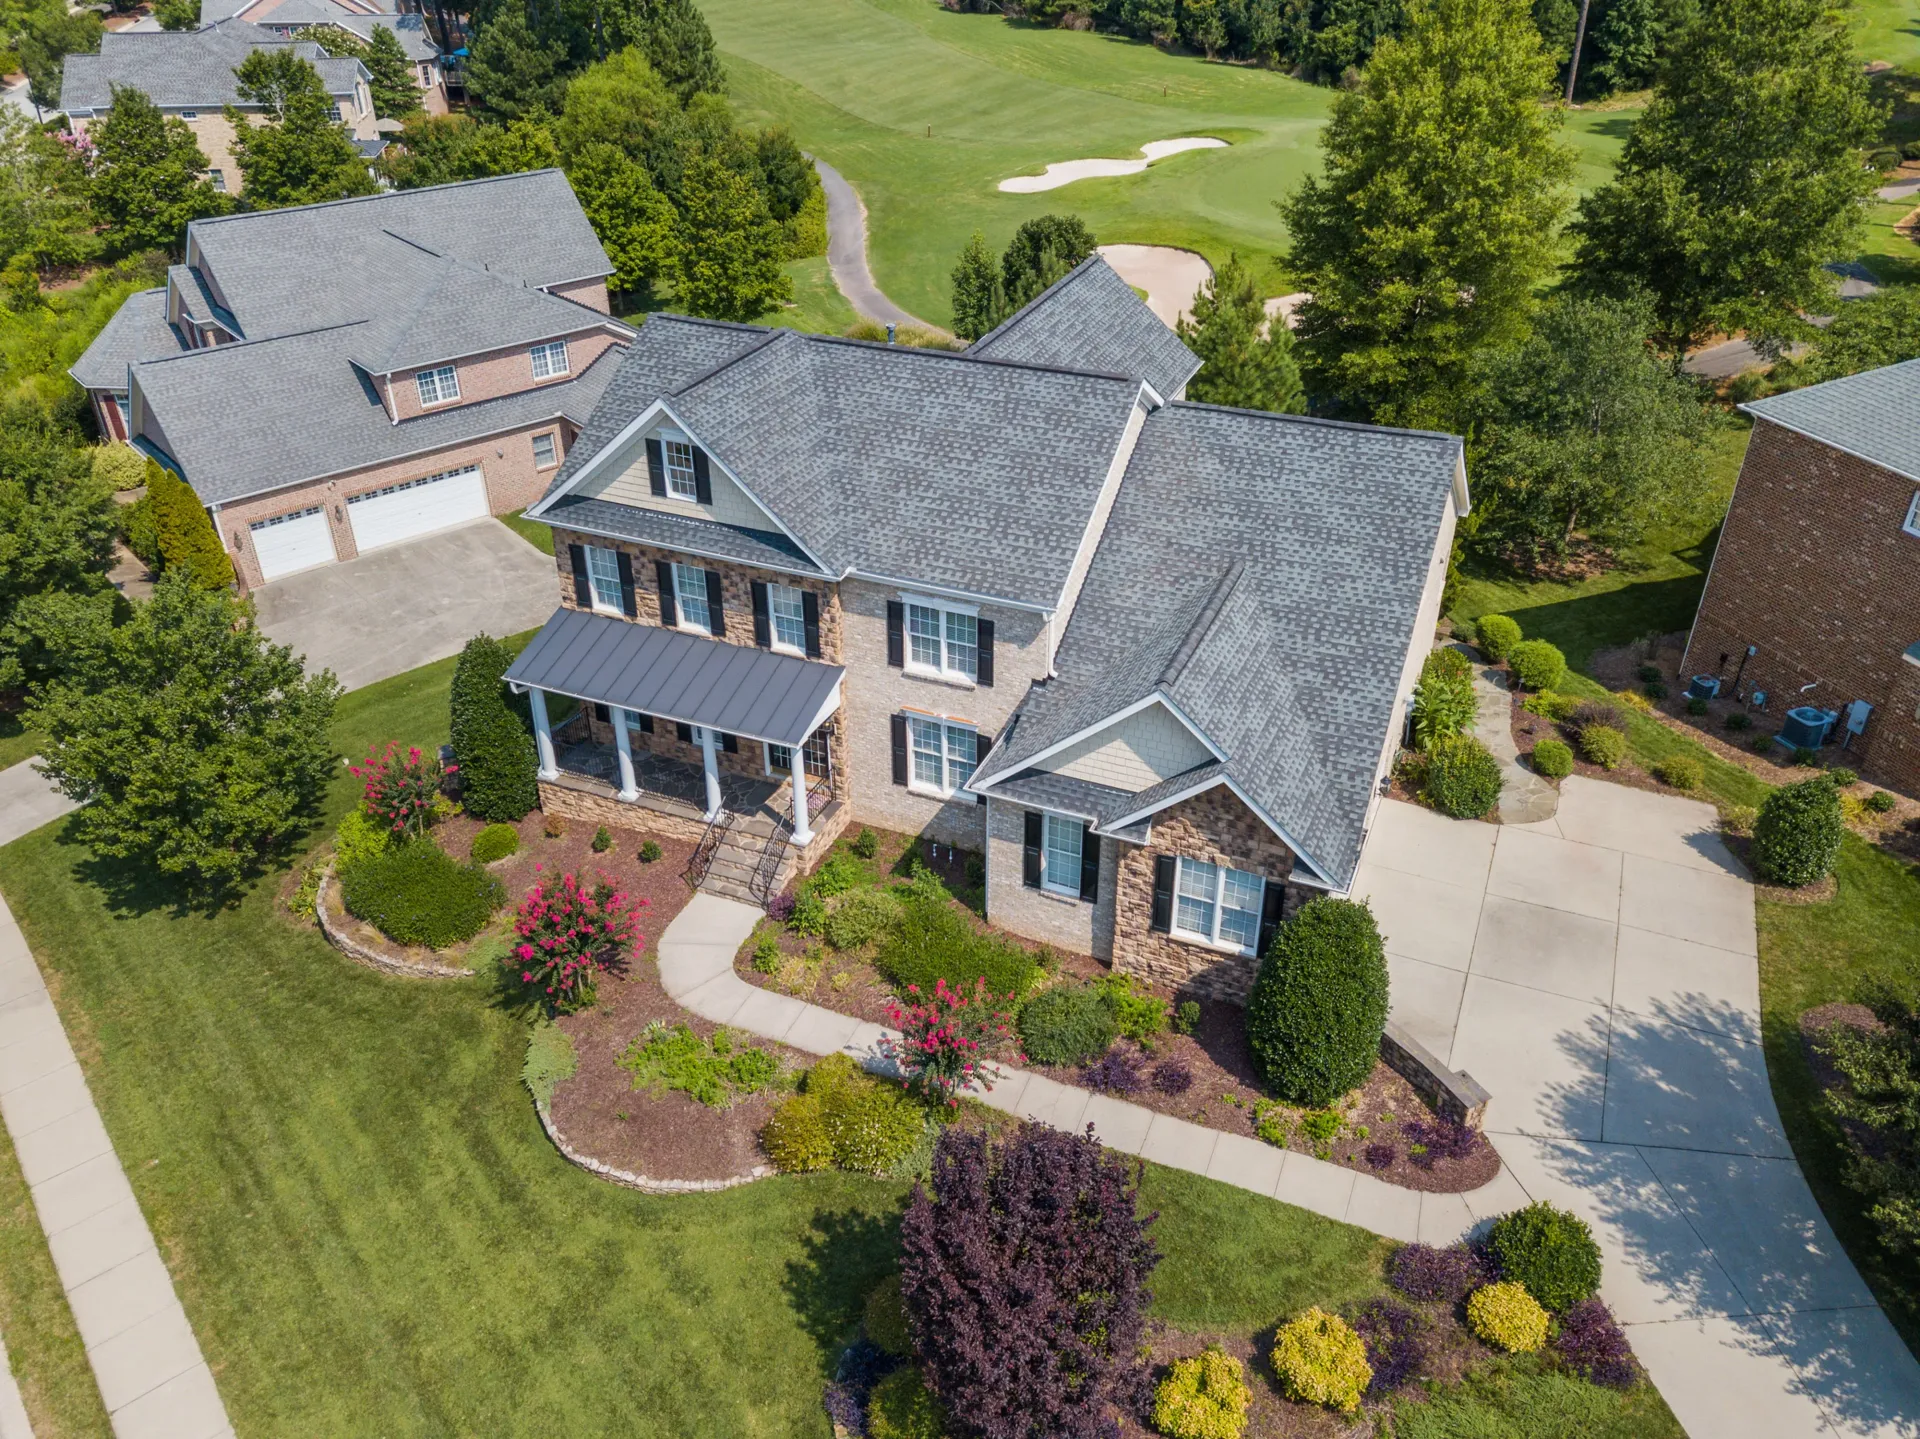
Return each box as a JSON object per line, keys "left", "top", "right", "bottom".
{"left": 346, "top": 466, "right": 488, "bottom": 554}
{"left": 250, "top": 506, "right": 335, "bottom": 582}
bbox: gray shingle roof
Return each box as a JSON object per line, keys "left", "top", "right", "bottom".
{"left": 328, "top": 11, "right": 438, "bottom": 60}
{"left": 504, "top": 607, "right": 844, "bottom": 747}
{"left": 135, "top": 330, "right": 621, "bottom": 506}
{"left": 68, "top": 288, "right": 183, "bottom": 390}
{"left": 540, "top": 495, "right": 825, "bottom": 577}
{"left": 60, "top": 19, "right": 362, "bottom": 111}
{"left": 968, "top": 255, "right": 1201, "bottom": 401}
{"left": 347, "top": 256, "right": 610, "bottom": 374}
{"left": 974, "top": 403, "right": 1461, "bottom": 888}
{"left": 984, "top": 769, "right": 1139, "bottom": 825}
{"left": 1742, "top": 359, "right": 1920, "bottom": 483}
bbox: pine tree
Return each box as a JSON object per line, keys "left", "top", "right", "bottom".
{"left": 1176, "top": 254, "right": 1305, "bottom": 414}
{"left": 463, "top": 8, "right": 570, "bottom": 124}
{"left": 226, "top": 51, "right": 375, "bottom": 208}
{"left": 449, "top": 634, "right": 538, "bottom": 823}
{"left": 950, "top": 231, "right": 1005, "bottom": 341}
{"left": 89, "top": 84, "right": 229, "bottom": 253}
{"left": 639, "top": 0, "right": 724, "bottom": 103}
{"left": 360, "top": 25, "right": 423, "bottom": 120}
{"left": 672, "top": 154, "right": 792, "bottom": 321}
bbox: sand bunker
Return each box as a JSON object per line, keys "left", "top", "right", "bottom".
{"left": 998, "top": 137, "right": 1227, "bottom": 194}
{"left": 1097, "top": 244, "right": 1212, "bottom": 328}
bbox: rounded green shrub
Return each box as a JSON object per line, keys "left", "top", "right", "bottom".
{"left": 1827, "top": 767, "right": 1859, "bottom": 788}
{"left": 762, "top": 1055, "right": 926, "bottom": 1176}
{"left": 1724, "top": 712, "right": 1752, "bottom": 732}
{"left": 1475, "top": 613, "right": 1521, "bottom": 661}
{"left": 1246, "top": 898, "right": 1388, "bottom": 1107}
{"left": 1017, "top": 984, "right": 1118, "bottom": 1066}
{"left": 1423, "top": 646, "right": 1472, "bottom": 684}
{"left": 760, "top": 1092, "right": 834, "bottom": 1173}
{"left": 469, "top": 822, "right": 520, "bottom": 863}
{"left": 1653, "top": 756, "right": 1703, "bottom": 791}
{"left": 638, "top": 840, "right": 662, "bottom": 863}
{"left": 875, "top": 897, "right": 1039, "bottom": 1000}
{"left": 825, "top": 886, "right": 901, "bottom": 951}
{"left": 1530, "top": 739, "right": 1573, "bottom": 780}
{"left": 1867, "top": 790, "right": 1898, "bottom": 815}
{"left": 1467, "top": 1282, "right": 1549, "bottom": 1353}
{"left": 332, "top": 807, "right": 392, "bottom": 876}
{"left": 1507, "top": 638, "right": 1567, "bottom": 691}
{"left": 867, "top": 1368, "right": 948, "bottom": 1439}
{"left": 339, "top": 841, "right": 504, "bottom": 948}
{"left": 1488, "top": 1202, "right": 1602, "bottom": 1311}
{"left": 1752, "top": 777, "right": 1843, "bottom": 887}
{"left": 1580, "top": 724, "right": 1627, "bottom": 769}
{"left": 850, "top": 826, "right": 880, "bottom": 859}
{"left": 1151, "top": 1344, "right": 1251, "bottom": 1439}
{"left": 1423, "top": 734, "right": 1502, "bottom": 819}
{"left": 864, "top": 1274, "right": 911, "bottom": 1357}
{"left": 448, "top": 634, "right": 538, "bottom": 823}
{"left": 1272, "top": 1307, "right": 1371, "bottom": 1413}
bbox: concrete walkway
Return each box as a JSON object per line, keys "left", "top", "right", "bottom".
{"left": 0, "top": 1328, "right": 31, "bottom": 1439}
{"left": 0, "top": 764, "right": 72, "bottom": 850}
{"left": 1355, "top": 782, "right": 1920, "bottom": 1438}
{"left": 656, "top": 892, "right": 1527, "bottom": 1248}
{"left": 1465, "top": 653, "right": 1558, "bottom": 825}
{"left": 813, "top": 158, "right": 930, "bottom": 332}
{"left": 0, "top": 892, "right": 232, "bottom": 1439}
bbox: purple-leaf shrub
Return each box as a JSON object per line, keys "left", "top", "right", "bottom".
{"left": 1404, "top": 1117, "right": 1479, "bottom": 1167}
{"left": 767, "top": 890, "right": 797, "bottom": 923}
{"left": 1082, "top": 1049, "right": 1143, "bottom": 1095}
{"left": 899, "top": 1122, "right": 1159, "bottom": 1439}
{"left": 1150, "top": 1061, "right": 1193, "bottom": 1095}
{"left": 1552, "top": 1298, "right": 1641, "bottom": 1389}
{"left": 822, "top": 1337, "right": 901, "bottom": 1436}
{"left": 1385, "top": 1242, "right": 1495, "bottom": 1305}
{"left": 1349, "top": 1297, "right": 1426, "bottom": 1396}
{"left": 1364, "top": 1141, "right": 1396, "bottom": 1171}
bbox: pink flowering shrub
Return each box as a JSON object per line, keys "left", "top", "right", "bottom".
{"left": 879, "top": 976, "right": 1015, "bottom": 1105}
{"left": 509, "top": 871, "right": 647, "bottom": 1014}
{"left": 351, "top": 741, "right": 452, "bottom": 840}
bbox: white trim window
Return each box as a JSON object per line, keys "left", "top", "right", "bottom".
{"left": 585, "top": 546, "right": 623, "bottom": 613}
{"left": 663, "top": 435, "right": 699, "bottom": 501}
{"left": 1172, "top": 858, "right": 1265, "bottom": 955}
{"left": 768, "top": 582, "right": 807, "bottom": 654}
{"left": 673, "top": 562, "right": 712, "bottom": 634}
{"left": 1904, "top": 491, "right": 1920, "bottom": 539}
{"left": 907, "top": 717, "right": 977, "bottom": 797}
{"left": 905, "top": 598, "right": 978, "bottom": 682}
{"left": 415, "top": 364, "right": 459, "bottom": 407}
{"left": 532, "top": 432, "right": 558, "bottom": 469}
{"left": 179, "top": 110, "right": 198, "bottom": 120}
{"left": 208, "top": 168, "right": 226, "bottom": 193}
{"left": 1042, "top": 813, "right": 1083, "bottom": 896}
{"left": 327, "top": 101, "right": 344, "bottom": 123}
{"left": 530, "top": 339, "right": 570, "bottom": 379}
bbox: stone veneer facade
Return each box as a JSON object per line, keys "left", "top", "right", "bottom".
{"left": 1681, "top": 418, "right": 1920, "bottom": 797}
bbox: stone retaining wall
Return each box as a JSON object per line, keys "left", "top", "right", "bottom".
{"left": 314, "top": 868, "right": 475, "bottom": 979}
{"left": 1381, "top": 1020, "right": 1490, "bottom": 1129}
{"left": 534, "top": 1100, "right": 772, "bottom": 1195}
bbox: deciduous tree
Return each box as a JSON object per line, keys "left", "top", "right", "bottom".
{"left": 1795, "top": 288, "right": 1920, "bottom": 385}
{"left": 1177, "top": 253, "right": 1305, "bottom": 413}
{"left": 671, "top": 153, "right": 790, "bottom": 321}
{"left": 89, "top": 85, "right": 229, "bottom": 254}
{"left": 0, "top": 108, "right": 97, "bottom": 271}
{"left": 950, "top": 231, "right": 1005, "bottom": 340}
{"left": 999, "top": 212, "right": 1095, "bottom": 310}
{"left": 565, "top": 142, "right": 677, "bottom": 298}
{"left": 226, "top": 51, "right": 375, "bottom": 207}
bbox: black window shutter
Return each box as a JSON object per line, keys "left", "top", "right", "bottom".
{"left": 569, "top": 544, "right": 590, "bottom": 606}
{"left": 1079, "top": 826, "right": 1100, "bottom": 903}
{"left": 655, "top": 559, "right": 676, "bottom": 627}
{"left": 890, "top": 714, "right": 908, "bottom": 786}
{"left": 1022, "top": 811, "right": 1043, "bottom": 889}
{"left": 645, "top": 438, "right": 666, "bottom": 496}
{"left": 1149, "top": 855, "right": 1176, "bottom": 933}
{"left": 676, "top": 721, "right": 693, "bottom": 744}
{"left": 616, "top": 551, "right": 637, "bottom": 618}
{"left": 974, "top": 731, "right": 992, "bottom": 804}
{"left": 704, "top": 569, "right": 726, "bottom": 637}
{"left": 802, "top": 590, "right": 821, "bottom": 658}
{"left": 1256, "top": 881, "right": 1285, "bottom": 957}
{"left": 886, "top": 601, "right": 904, "bottom": 667}
{"left": 692, "top": 448, "right": 712, "bottom": 504}
{"left": 751, "top": 581, "right": 770, "bottom": 647}
{"left": 636, "top": 713, "right": 654, "bottom": 734}
{"left": 592, "top": 702, "right": 610, "bottom": 724}
{"left": 721, "top": 731, "right": 738, "bottom": 754}
{"left": 977, "top": 618, "right": 995, "bottom": 687}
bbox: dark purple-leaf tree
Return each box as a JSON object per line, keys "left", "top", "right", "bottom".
{"left": 898, "top": 1122, "right": 1159, "bottom": 1439}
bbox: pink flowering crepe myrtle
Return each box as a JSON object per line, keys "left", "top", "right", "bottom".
{"left": 878, "top": 976, "right": 1020, "bottom": 1106}
{"left": 349, "top": 740, "right": 453, "bottom": 841}
{"left": 510, "top": 870, "right": 647, "bottom": 1015}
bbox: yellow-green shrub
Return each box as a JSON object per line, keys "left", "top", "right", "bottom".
{"left": 1467, "top": 1282, "right": 1549, "bottom": 1352}
{"left": 333, "top": 807, "right": 391, "bottom": 876}
{"left": 1272, "top": 1307, "right": 1371, "bottom": 1413}
{"left": 761, "top": 1054, "right": 926, "bottom": 1175}
{"left": 1579, "top": 724, "right": 1627, "bottom": 769}
{"left": 867, "top": 1367, "right": 948, "bottom": 1439}
{"left": 760, "top": 1090, "right": 835, "bottom": 1172}
{"left": 1151, "top": 1345, "right": 1251, "bottom": 1439}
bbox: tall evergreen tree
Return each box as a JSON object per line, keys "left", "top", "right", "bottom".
{"left": 464, "top": 8, "right": 571, "bottom": 123}
{"left": 89, "top": 84, "right": 229, "bottom": 253}
{"left": 671, "top": 153, "right": 791, "bottom": 321}
{"left": 226, "top": 51, "right": 375, "bottom": 208}
{"left": 999, "top": 213, "right": 1095, "bottom": 310}
{"left": 1279, "top": 0, "right": 1573, "bottom": 430}
{"left": 636, "top": 0, "right": 724, "bottom": 102}
{"left": 1569, "top": 0, "right": 1883, "bottom": 361}
{"left": 449, "top": 634, "right": 537, "bottom": 822}
{"left": 1176, "top": 254, "right": 1305, "bottom": 414}
{"left": 950, "top": 231, "right": 1005, "bottom": 341}
{"left": 358, "top": 25, "right": 424, "bottom": 119}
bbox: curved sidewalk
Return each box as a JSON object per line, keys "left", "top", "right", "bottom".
{"left": 655, "top": 891, "right": 1525, "bottom": 1246}
{"left": 813, "top": 158, "right": 933, "bottom": 332}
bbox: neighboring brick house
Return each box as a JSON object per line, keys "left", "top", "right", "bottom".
{"left": 200, "top": 0, "right": 448, "bottom": 112}
{"left": 1682, "top": 360, "right": 1920, "bottom": 797}
{"left": 59, "top": 19, "right": 381, "bottom": 195}
{"left": 504, "top": 258, "right": 1468, "bottom": 999}
{"left": 69, "top": 171, "right": 632, "bottom": 592}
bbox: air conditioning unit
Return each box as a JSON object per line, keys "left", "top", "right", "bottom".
{"left": 1780, "top": 706, "right": 1837, "bottom": 750}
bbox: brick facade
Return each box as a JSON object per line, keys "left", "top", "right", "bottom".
{"left": 383, "top": 330, "right": 621, "bottom": 421}
{"left": 1681, "top": 418, "right": 1920, "bottom": 796}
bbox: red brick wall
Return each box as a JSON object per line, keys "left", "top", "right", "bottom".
{"left": 548, "top": 277, "right": 612, "bottom": 314}
{"left": 384, "top": 330, "right": 621, "bottom": 421}
{"left": 1682, "top": 418, "right": 1920, "bottom": 795}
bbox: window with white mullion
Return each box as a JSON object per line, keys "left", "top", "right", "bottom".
{"left": 673, "top": 563, "right": 711, "bottom": 633}
{"left": 769, "top": 583, "right": 806, "bottom": 652}
{"left": 415, "top": 364, "right": 459, "bottom": 407}
{"left": 530, "top": 339, "right": 570, "bottom": 379}
{"left": 1042, "top": 814, "right": 1083, "bottom": 895}
{"left": 585, "top": 546, "right": 623, "bottom": 613}
{"left": 1172, "top": 857, "right": 1265, "bottom": 954}
{"left": 663, "top": 438, "right": 699, "bottom": 501}
{"left": 906, "top": 717, "right": 976, "bottom": 797}
{"left": 906, "top": 603, "right": 943, "bottom": 669}
{"left": 904, "top": 600, "right": 978, "bottom": 681}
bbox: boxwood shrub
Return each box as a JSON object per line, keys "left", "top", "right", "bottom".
{"left": 1018, "top": 984, "right": 1119, "bottom": 1066}
{"left": 1579, "top": 724, "right": 1627, "bottom": 770}
{"left": 1475, "top": 613, "right": 1521, "bottom": 661}
{"left": 1752, "top": 777, "right": 1844, "bottom": 887}
{"left": 1246, "top": 898, "right": 1388, "bottom": 1107}
{"left": 866, "top": 1368, "right": 948, "bottom": 1439}
{"left": 1488, "top": 1201, "right": 1602, "bottom": 1311}
{"left": 874, "top": 896, "right": 1039, "bottom": 1000}
{"left": 1653, "top": 755, "right": 1703, "bottom": 791}
{"left": 470, "top": 822, "right": 520, "bottom": 863}
{"left": 448, "top": 634, "right": 538, "bottom": 823}
{"left": 1423, "top": 734, "right": 1502, "bottom": 818}
{"left": 339, "top": 841, "right": 505, "bottom": 947}
{"left": 1507, "top": 638, "right": 1566, "bottom": 691}
{"left": 1530, "top": 738, "right": 1573, "bottom": 779}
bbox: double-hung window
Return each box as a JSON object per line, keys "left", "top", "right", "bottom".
{"left": 905, "top": 600, "right": 978, "bottom": 682}
{"left": 530, "top": 339, "right": 570, "bottom": 379}
{"left": 415, "top": 364, "right": 459, "bottom": 407}
{"left": 907, "top": 717, "right": 977, "bottom": 797}
{"left": 1905, "top": 492, "right": 1920, "bottom": 539}
{"left": 1172, "top": 858, "right": 1266, "bottom": 954}
{"left": 532, "top": 432, "right": 558, "bottom": 469}
{"left": 673, "top": 562, "right": 712, "bottom": 634}
{"left": 327, "top": 102, "right": 343, "bottom": 123}
{"left": 585, "top": 546, "right": 623, "bottom": 613}
{"left": 663, "top": 436, "right": 699, "bottom": 501}
{"left": 768, "top": 583, "right": 807, "bottom": 654}
{"left": 1042, "top": 814, "right": 1083, "bottom": 895}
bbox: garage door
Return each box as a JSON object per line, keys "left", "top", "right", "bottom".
{"left": 250, "top": 506, "right": 335, "bottom": 582}
{"left": 346, "top": 466, "right": 488, "bottom": 554}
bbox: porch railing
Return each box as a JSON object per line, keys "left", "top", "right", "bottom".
{"left": 684, "top": 808, "right": 732, "bottom": 890}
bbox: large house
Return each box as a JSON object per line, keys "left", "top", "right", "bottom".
{"left": 504, "top": 258, "right": 1467, "bottom": 999}
{"left": 198, "top": 0, "right": 447, "bottom": 111}
{"left": 60, "top": 19, "right": 382, "bottom": 193}
{"left": 71, "top": 171, "right": 632, "bottom": 589}
{"left": 1682, "top": 359, "right": 1920, "bottom": 796}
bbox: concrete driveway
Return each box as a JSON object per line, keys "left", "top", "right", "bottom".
{"left": 1355, "top": 779, "right": 1920, "bottom": 1437}
{"left": 252, "top": 519, "right": 558, "bottom": 692}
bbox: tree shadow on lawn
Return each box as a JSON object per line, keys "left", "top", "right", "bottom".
{"left": 60, "top": 808, "right": 325, "bottom": 920}
{"left": 783, "top": 1202, "right": 904, "bottom": 1360}
{"left": 1463, "top": 571, "right": 1714, "bottom": 675}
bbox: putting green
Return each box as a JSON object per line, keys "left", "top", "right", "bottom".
{"left": 709, "top": 0, "right": 1638, "bottom": 327}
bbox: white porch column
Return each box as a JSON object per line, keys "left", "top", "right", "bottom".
{"left": 789, "top": 740, "right": 814, "bottom": 845}
{"left": 698, "top": 726, "right": 723, "bottom": 819}
{"left": 612, "top": 709, "right": 640, "bottom": 801}
{"left": 529, "top": 688, "right": 558, "bottom": 781}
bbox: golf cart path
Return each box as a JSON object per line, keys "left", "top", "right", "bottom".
{"left": 813, "top": 157, "right": 930, "bottom": 331}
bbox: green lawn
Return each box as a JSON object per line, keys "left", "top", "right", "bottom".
{"left": 0, "top": 717, "right": 42, "bottom": 771}
{"left": 1852, "top": 0, "right": 1920, "bottom": 71}
{"left": 497, "top": 509, "right": 553, "bottom": 556}
{"left": 773, "top": 256, "right": 863, "bottom": 335}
